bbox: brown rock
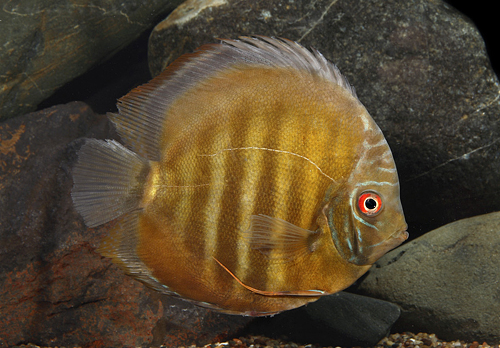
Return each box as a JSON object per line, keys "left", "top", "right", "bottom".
{"left": 148, "top": 0, "right": 500, "bottom": 237}
{"left": 0, "top": 0, "right": 184, "bottom": 121}
{"left": 0, "top": 102, "right": 249, "bottom": 347}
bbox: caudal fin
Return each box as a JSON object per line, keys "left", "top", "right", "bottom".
{"left": 71, "top": 139, "right": 151, "bottom": 228}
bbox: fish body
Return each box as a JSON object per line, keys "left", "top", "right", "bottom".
{"left": 72, "top": 36, "right": 408, "bottom": 316}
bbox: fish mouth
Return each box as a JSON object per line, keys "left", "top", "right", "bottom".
{"left": 384, "top": 226, "right": 409, "bottom": 251}
{"left": 391, "top": 227, "right": 409, "bottom": 243}
{"left": 378, "top": 227, "right": 408, "bottom": 253}
{"left": 358, "top": 226, "right": 409, "bottom": 265}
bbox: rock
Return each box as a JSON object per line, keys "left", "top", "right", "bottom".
{"left": 148, "top": 0, "right": 500, "bottom": 238}
{"left": 356, "top": 212, "right": 500, "bottom": 343}
{"left": 244, "top": 291, "right": 401, "bottom": 347}
{"left": 0, "top": 0, "right": 185, "bottom": 121}
{"left": 0, "top": 102, "right": 250, "bottom": 347}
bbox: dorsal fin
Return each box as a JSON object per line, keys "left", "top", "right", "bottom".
{"left": 110, "top": 36, "right": 356, "bottom": 161}
{"left": 221, "top": 36, "right": 356, "bottom": 97}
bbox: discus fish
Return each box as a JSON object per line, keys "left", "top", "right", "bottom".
{"left": 72, "top": 36, "right": 408, "bottom": 316}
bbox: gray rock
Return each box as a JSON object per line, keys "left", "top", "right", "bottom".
{"left": 245, "top": 291, "right": 401, "bottom": 347}
{"left": 0, "top": 0, "right": 184, "bottom": 121}
{"left": 0, "top": 102, "right": 250, "bottom": 347}
{"left": 148, "top": 0, "right": 500, "bottom": 237}
{"left": 357, "top": 212, "right": 500, "bottom": 343}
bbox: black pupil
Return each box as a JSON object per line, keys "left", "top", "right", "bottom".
{"left": 365, "top": 198, "right": 377, "bottom": 210}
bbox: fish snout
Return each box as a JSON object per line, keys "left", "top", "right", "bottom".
{"left": 389, "top": 222, "right": 409, "bottom": 246}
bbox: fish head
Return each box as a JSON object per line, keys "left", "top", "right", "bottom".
{"left": 321, "top": 132, "right": 408, "bottom": 266}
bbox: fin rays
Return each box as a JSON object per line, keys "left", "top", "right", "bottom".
{"left": 245, "top": 214, "right": 319, "bottom": 260}
{"left": 111, "top": 36, "right": 356, "bottom": 161}
{"left": 71, "top": 139, "right": 150, "bottom": 228}
{"left": 98, "top": 211, "right": 179, "bottom": 296}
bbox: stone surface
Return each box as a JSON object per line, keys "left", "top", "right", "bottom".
{"left": 148, "top": 0, "right": 500, "bottom": 237}
{"left": 0, "top": 102, "right": 249, "bottom": 347}
{"left": 0, "top": 0, "right": 185, "bottom": 121}
{"left": 244, "top": 291, "right": 401, "bottom": 347}
{"left": 356, "top": 212, "right": 500, "bottom": 343}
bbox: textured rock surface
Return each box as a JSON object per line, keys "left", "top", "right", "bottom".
{"left": 356, "top": 212, "right": 500, "bottom": 343}
{"left": 149, "top": 0, "right": 500, "bottom": 237}
{"left": 0, "top": 102, "right": 249, "bottom": 347}
{"left": 0, "top": 0, "right": 184, "bottom": 121}
{"left": 245, "top": 292, "right": 401, "bottom": 347}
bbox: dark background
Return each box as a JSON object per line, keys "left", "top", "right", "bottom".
{"left": 445, "top": 0, "right": 498, "bottom": 74}
{"left": 38, "top": 1, "right": 500, "bottom": 115}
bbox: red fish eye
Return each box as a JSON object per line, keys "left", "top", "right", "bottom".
{"left": 358, "top": 192, "right": 382, "bottom": 216}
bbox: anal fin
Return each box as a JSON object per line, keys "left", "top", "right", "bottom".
{"left": 98, "top": 211, "right": 178, "bottom": 296}
{"left": 98, "top": 210, "right": 145, "bottom": 275}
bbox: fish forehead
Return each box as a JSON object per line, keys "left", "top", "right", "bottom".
{"left": 352, "top": 127, "right": 399, "bottom": 189}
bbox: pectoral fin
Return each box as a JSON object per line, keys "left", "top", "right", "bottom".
{"left": 244, "top": 214, "right": 319, "bottom": 260}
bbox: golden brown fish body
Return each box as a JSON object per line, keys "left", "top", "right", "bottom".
{"left": 72, "top": 37, "right": 408, "bottom": 316}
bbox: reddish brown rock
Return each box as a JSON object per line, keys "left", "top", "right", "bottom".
{"left": 0, "top": 102, "right": 250, "bottom": 347}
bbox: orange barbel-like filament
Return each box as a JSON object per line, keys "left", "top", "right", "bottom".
{"left": 213, "top": 257, "right": 326, "bottom": 297}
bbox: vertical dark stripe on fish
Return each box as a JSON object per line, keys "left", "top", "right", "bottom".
{"left": 245, "top": 100, "right": 285, "bottom": 292}
{"left": 182, "top": 124, "right": 218, "bottom": 263}
{"left": 281, "top": 115, "right": 314, "bottom": 291}
{"left": 232, "top": 106, "right": 268, "bottom": 290}
{"left": 266, "top": 101, "right": 298, "bottom": 291}
{"left": 202, "top": 119, "right": 231, "bottom": 291}
{"left": 213, "top": 105, "right": 249, "bottom": 295}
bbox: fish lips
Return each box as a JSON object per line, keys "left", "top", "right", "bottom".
{"left": 352, "top": 227, "right": 409, "bottom": 266}
{"left": 372, "top": 227, "right": 408, "bottom": 263}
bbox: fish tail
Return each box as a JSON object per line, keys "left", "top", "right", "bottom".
{"left": 71, "top": 139, "right": 151, "bottom": 228}
{"left": 72, "top": 139, "right": 175, "bottom": 295}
